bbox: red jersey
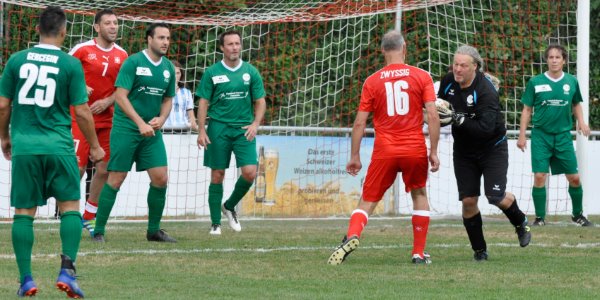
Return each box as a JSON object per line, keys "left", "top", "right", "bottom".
{"left": 359, "top": 63, "right": 436, "bottom": 158}
{"left": 69, "top": 39, "right": 128, "bottom": 128}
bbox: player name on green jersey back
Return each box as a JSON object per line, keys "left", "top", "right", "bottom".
{"left": 0, "top": 44, "right": 88, "bottom": 155}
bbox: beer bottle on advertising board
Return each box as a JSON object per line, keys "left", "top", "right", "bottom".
{"left": 255, "top": 146, "right": 266, "bottom": 202}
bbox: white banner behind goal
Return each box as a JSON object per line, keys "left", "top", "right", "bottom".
{"left": 2, "top": 133, "right": 599, "bottom": 219}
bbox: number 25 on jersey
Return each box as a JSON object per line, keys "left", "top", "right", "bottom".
{"left": 18, "top": 63, "right": 59, "bottom": 107}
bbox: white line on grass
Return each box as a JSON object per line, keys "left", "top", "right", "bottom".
{"left": 0, "top": 215, "right": 545, "bottom": 225}
{"left": 1, "top": 242, "right": 599, "bottom": 260}
{"left": 15, "top": 222, "right": 595, "bottom": 232}
{"left": 1, "top": 218, "right": 593, "bottom": 228}
{"left": 20, "top": 223, "right": 468, "bottom": 233}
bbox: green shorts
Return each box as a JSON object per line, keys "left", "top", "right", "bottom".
{"left": 11, "top": 155, "right": 80, "bottom": 208}
{"left": 108, "top": 129, "right": 167, "bottom": 172}
{"left": 204, "top": 120, "right": 257, "bottom": 169}
{"left": 530, "top": 128, "right": 578, "bottom": 175}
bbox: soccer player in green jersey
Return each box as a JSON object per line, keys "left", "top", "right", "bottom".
{"left": 196, "top": 30, "right": 266, "bottom": 235}
{"left": 92, "top": 23, "right": 177, "bottom": 242}
{"left": 517, "top": 44, "right": 591, "bottom": 226}
{"left": 0, "top": 6, "right": 104, "bottom": 298}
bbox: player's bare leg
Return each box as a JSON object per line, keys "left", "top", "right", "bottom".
{"left": 88, "top": 160, "right": 108, "bottom": 209}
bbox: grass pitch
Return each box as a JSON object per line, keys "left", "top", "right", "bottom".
{"left": 1, "top": 216, "right": 599, "bottom": 299}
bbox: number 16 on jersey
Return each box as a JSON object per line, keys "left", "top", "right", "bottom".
{"left": 384, "top": 80, "right": 409, "bottom": 116}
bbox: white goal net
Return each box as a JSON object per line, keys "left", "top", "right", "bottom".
{"left": 0, "top": 0, "right": 581, "bottom": 219}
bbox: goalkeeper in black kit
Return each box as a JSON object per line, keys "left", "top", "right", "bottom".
{"left": 438, "top": 45, "right": 531, "bottom": 261}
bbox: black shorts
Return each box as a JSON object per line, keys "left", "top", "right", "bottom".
{"left": 453, "top": 140, "right": 508, "bottom": 204}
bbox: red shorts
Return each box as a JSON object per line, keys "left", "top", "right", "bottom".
{"left": 73, "top": 125, "right": 111, "bottom": 168}
{"left": 362, "top": 156, "right": 428, "bottom": 201}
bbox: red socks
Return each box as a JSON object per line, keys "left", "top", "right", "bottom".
{"left": 82, "top": 200, "right": 98, "bottom": 220}
{"left": 345, "top": 208, "right": 430, "bottom": 257}
{"left": 412, "top": 210, "right": 430, "bottom": 257}
{"left": 346, "top": 209, "right": 369, "bottom": 238}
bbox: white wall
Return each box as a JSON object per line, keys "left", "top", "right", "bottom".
{"left": 405, "top": 138, "right": 598, "bottom": 216}
{"left": 1, "top": 134, "right": 599, "bottom": 218}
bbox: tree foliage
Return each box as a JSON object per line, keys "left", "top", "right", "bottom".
{"left": 1, "top": 0, "right": 598, "bottom": 129}
{"left": 589, "top": 0, "right": 600, "bottom": 129}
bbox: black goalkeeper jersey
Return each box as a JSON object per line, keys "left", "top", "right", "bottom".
{"left": 438, "top": 71, "right": 507, "bottom": 156}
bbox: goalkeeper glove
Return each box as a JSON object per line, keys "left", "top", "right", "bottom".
{"left": 437, "top": 110, "right": 453, "bottom": 121}
{"left": 452, "top": 112, "right": 465, "bottom": 126}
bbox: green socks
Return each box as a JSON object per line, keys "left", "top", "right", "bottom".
{"left": 209, "top": 177, "right": 252, "bottom": 223}
{"left": 532, "top": 186, "right": 546, "bottom": 219}
{"left": 93, "top": 183, "right": 169, "bottom": 236}
{"left": 94, "top": 183, "right": 119, "bottom": 236}
{"left": 569, "top": 185, "right": 583, "bottom": 217}
{"left": 60, "top": 211, "right": 82, "bottom": 262}
{"left": 12, "top": 214, "right": 34, "bottom": 282}
{"left": 533, "top": 185, "right": 584, "bottom": 218}
{"left": 13, "top": 212, "right": 81, "bottom": 283}
{"left": 224, "top": 176, "right": 253, "bottom": 210}
{"left": 147, "top": 185, "right": 167, "bottom": 234}
{"left": 208, "top": 183, "right": 223, "bottom": 224}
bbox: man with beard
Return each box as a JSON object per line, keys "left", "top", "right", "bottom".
{"left": 92, "top": 23, "right": 176, "bottom": 243}
{"left": 69, "top": 9, "right": 128, "bottom": 237}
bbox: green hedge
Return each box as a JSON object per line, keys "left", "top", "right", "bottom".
{"left": 1, "top": 1, "right": 598, "bottom": 129}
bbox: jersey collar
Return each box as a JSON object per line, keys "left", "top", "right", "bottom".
{"left": 34, "top": 44, "right": 61, "bottom": 50}
{"left": 93, "top": 38, "right": 115, "bottom": 52}
{"left": 220, "top": 59, "right": 243, "bottom": 72}
{"left": 142, "top": 49, "right": 163, "bottom": 66}
{"left": 543, "top": 71, "right": 564, "bottom": 82}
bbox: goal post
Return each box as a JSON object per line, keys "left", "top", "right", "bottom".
{"left": 576, "top": 0, "right": 590, "bottom": 215}
{"left": 0, "top": 0, "right": 588, "bottom": 219}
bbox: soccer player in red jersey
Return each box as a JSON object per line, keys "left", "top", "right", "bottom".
{"left": 328, "top": 30, "right": 441, "bottom": 265}
{"left": 69, "top": 9, "right": 128, "bottom": 236}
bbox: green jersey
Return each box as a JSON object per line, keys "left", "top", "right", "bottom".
{"left": 0, "top": 44, "right": 88, "bottom": 155}
{"left": 521, "top": 72, "right": 582, "bottom": 134}
{"left": 196, "top": 60, "right": 265, "bottom": 127}
{"left": 113, "top": 50, "right": 176, "bottom": 133}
